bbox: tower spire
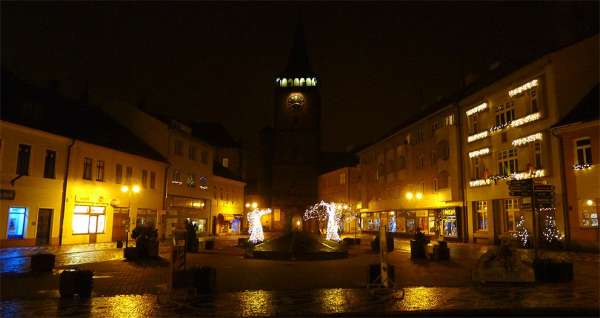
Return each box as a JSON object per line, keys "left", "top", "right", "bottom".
{"left": 283, "top": 21, "right": 313, "bottom": 76}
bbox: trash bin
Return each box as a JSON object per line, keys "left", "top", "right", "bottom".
{"left": 59, "top": 269, "right": 93, "bottom": 298}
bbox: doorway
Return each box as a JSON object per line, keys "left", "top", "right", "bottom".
{"left": 112, "top": 212, "right": 129, "bottom": 242}
{"left": 36, "top": 208, "right": 52, "bottom": 245}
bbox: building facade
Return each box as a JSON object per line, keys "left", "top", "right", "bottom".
{"left": 317, "top": 166, "right": 362, "bottom": 233}
{"left": 211, "top": 174, "right": 246, "bottom": 235}
{"left": 552, "top": 85, "right": 599, "bottom": 250}
{"left": 0, "top": 122, "right": 69, "bottom": 247}
{"left": 460, "top": 35, "right": 598, "bottom": 244}
{"left": 357, "top": 104, "right": 465, "bottom": 241}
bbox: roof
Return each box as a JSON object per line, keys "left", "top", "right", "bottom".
{"left": 355, "top": 33, "right": 599, "bottom": 154}
{"left": 553, "top": 85, "right": 599, "bottom": 128}
{"left": 280, "top": 22, "right": 314, "bottom": 77}
{"left": 191, "top": 122, "right": 240, "bottom": 148}
{"left": 213, "top": 162, "right": 244, "bottom": 182}
{"left": 319, "top": 152, "right": 359, "bottom": 174}
{"left": 1, "top": 69, "right": 167, "bottom": 163}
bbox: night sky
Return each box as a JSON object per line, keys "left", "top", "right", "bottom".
{"left": 2, "top": 2, "right": 597, "bottom": 169}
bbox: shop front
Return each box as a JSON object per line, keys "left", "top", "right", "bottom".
{"left": 215, "top": 213, "right": 244, "bottom": 235}
{"left": 163, "top": 195, "right": 210, "bottom": 239}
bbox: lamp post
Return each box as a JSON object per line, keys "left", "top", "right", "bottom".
{"left": 121, "top": 184, "right": 141, "bottom": 248}
{"left": 405, "top": 191, "right": 424, "bottom": 234}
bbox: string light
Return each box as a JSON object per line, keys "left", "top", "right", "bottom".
{"left": 468, "top": 147, "right": 490, "bottom": 159}
{"left": 509, "top": 79, "right": 538, "bottom": 97}
{"left": 247, "top": 208, "right": 271, "bottom": 243}
{"left": 573, "top": 163, "right": 593, "bottom": 171}
{"left": 511, "top": 169, "right": 546, "bottom": 180}
{"left": 304, "top": 201, "right": 342, "bottom": 241}
{"left": 542, "top": 215, "right": 560, "bottom": 243}
{"left": 465, "top": 102, "right": 488, "bottom": 117}
{"left": 513, "top": 215, "right": 529, "bottom": 247}
{"left": 469, "top": 178, "right": 492, "bottom": 187}
{"left": 512, "top": 132, "right": 542, "bottom": 147}
{"left": 510, "top": 112, "right": 541, "bottom": 128}
{"left": 467, "top": 131, "right": 489, "bottom": 143}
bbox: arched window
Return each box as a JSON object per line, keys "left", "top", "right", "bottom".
{"left": 281, "top": 78, "right": 287, "bottom": 87}
{"left": 294, "top": 78, "right": 300, "bottom": 86}
{"left": 300, "top": 78, "right": 305, "bottom": 86}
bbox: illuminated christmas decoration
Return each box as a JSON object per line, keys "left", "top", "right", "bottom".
{"left": 510, "top": 112, "right": 541, "bottom": 128}
{"left": 489, "top": 122, "right": 510, "bottom": 134}
{"left": 512, "top": 132, "right": 542, "bottom": 147}
{"left": 468, "top": 147, "right": 490, "bottom": 159}
{"left": 542, "top": 215, "right": 560, "bottom": 243}
{"left": 508, "top": 79, "right": 538, "bottom": 97}
{"left": 511, "top": 169, "right": 546, "bottom": 180}
{"left": 467, "top": 130, "right": 489, "bottom": 143}
{"left": 465, "top": 102, "right": 488, "bottom": 117}
{"left": 573, "top": 163, "right": 593, "bottom": 170}
{"left": 275, "top": 77, "right": 317, "bottom": 87}
{"left": 304, "top": 201, "right": 342, "bottom": 241}
{"left": 469, "top": 178, "right": 492, "bottom": 187}
{"left": 513, "top": 215, "right": 529, "bottom": 247}
{"left": 247, "top": 208, "right": 271, "bottom": 243}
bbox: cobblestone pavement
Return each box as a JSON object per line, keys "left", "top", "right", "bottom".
{"left": 1, "top": 284, "right": 598, "bottom": 317}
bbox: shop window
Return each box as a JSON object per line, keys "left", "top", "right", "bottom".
{"left": 497, "top": 148, "right": 518, "bottom": 176}
{"left": 83, "top": 158, "right": 93, "bottom": 180}
{"left": 580, "top": 199, "right": 598, "bottom": 227}
{"left": 136, "top": 208, "right": 157, "bottom": 228}
{"left": 96, "top": 160, "right": 105, "bottom": 182}
{"left": 575, "top": 138, "right": 592, "bottom": 165}
{"left": 396, "top": 216, "right": 406, "bottom": 233}
{"left": 72, "top": 205, "right": 105, "bottom": 234}
{"left": 7, "top": 207, "right": 27, "bottom": 239}
{"left": 115, "top": 164, "right": 123, "bottom": 184}
{"left": 504, "top": 199, "right": 519, "bottom": 232}
{"left": 44, "top": 150, "right": 56, "bottom": 179}
{"left": 475, "top": 201, "right": 488, "bottom": 231}
{"left": 150, "top": 171, "right": 156, "bottom": 189}
{"left": 442, "top": 209, "right": 457, "bottom": 237}
{"left": 16, "top": 144, "right": 31, "bottom": 176}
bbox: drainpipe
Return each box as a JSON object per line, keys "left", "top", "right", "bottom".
{"left": 58, "top": 139, "right": 76, "bottom": 246}
{"left": 455, "top": 105, "right": 468, "bottom": 243}
{"left": 551, "top": 129, "right": 570, "bottom": 244}
{"left": 161, "top": 163, "right": 171, "bottom": 240}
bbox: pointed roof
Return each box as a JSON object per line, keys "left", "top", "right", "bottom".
{"left": 282, "top": 22, "right": 313, "bottom": 76}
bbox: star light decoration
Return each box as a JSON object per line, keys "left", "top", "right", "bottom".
{"left": 304, "top": 201, "right": 345, "bottom": 241}
{"left": 247, "top": 208, "right": 271, "bottom": 243}
{"left": 513, "top": 215, "right": 529, "bottom": 247}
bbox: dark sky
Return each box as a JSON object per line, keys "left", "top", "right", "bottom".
{"left": 2, "top": 2, "right": 597, "bottom": 160}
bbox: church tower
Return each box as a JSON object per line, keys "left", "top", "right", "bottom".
{"left": 270, "top": 22, "right": 321, "bottom": 231}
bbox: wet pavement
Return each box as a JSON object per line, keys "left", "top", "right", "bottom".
{"left": 1, "top": 285, "right": 598, "bottom": 317}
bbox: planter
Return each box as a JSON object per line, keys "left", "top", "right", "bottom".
{"left": 432, "top": 243, "right": 450, "bottom": 261}
{"left": 368, "top": 264, "right": 395, "bottom": 286}
{"left": 59, "top": 269, "right": 93, "bottom": 298}
{"left": 534, "top": 259, "right": 573, "bottom": 282}
{"left": 410, "top": 240, "right": 427, "bottom": 259}
{"left": 31, "top": 253, "right": 55, "bottom": 272}
{"left": 124, "top": 247, "right": 138, "bottom": 261}
{"left": 205, "top": 240, "right": 215, "bottom": 250}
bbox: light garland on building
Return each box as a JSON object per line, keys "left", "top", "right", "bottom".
{"left": 247, "top": 208, "right": 271, "bottom": 243}
{"left": 465, "top": 102, "right": 488, "bottom": 117}
{"left": 512, "top": 132, "right": 543, "bottom": 147}
{"left": 469, "top": 178, "right": 492, "bottom": 187}
{"left": 304, "top": 201, "right": 342, "bottom": 241}
{"left": 513, "top": 215, "right": 529, "bottom": 247}
{"left": 489, "top": 122, "right": 510, "bottom": 134}
{"left": 508, "top": 79, "right": 538, "bottom": 97}
{"left": 511, "top": 169, "right": 546, "bottom": 180}
{"left": 573, "top": 163, "right": 593, "bottom": 171}
{"left": 542, "top": 215, "right": 560, "bottom": 243}
{"left": 468, "top": 147, "right": 491, "bottom": 159}
{"left": 467, "top": 131, "right": 489, "bottom": 143}
{"left": 510, "top": 112, "right": 541, "bottom": 128}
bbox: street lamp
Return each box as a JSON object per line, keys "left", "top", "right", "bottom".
{"left": 121, "top": 184, "right": 141, "bottom": 247}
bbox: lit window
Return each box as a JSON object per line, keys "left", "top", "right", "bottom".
{"left": 7, "top": 207, "right": 27, "bottom": 239}
{"left": 504, "top": 199, "right": 519, "bottom": 232}
{"left": 445, "top": 114, "right": 455, "bottom": 127}
{"left": 580, "top": 199, "right": 598, "bottom": 228}
{"left": 497, "top": 148, "right": 519, "bottom": 176}
{"left": 475, "top": 201, "right": 488, "bottom": 231}
{"left": 575, "top": 138, "right": 592, "bottom": 165}
{"left": 339, "top": 173, "right": 346, "bottom": 185}
{"left": 186, "top": 173, "right": 196, "bottom": 188}
{"left": 222, "top": 157, "right": 229, "bottom": 168}
{"left": 495, "top": 102, "right": 515, "bottom": 127}
{"left": 72, "top": 205, "right": 106, "bottom": 234}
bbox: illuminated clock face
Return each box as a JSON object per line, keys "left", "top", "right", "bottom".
{"left": 287, "top": 93, "right": 305, "bottom": 112}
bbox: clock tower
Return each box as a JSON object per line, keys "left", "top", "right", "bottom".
{"left": 269, "top": 22, "right": 321, "bottom": 230}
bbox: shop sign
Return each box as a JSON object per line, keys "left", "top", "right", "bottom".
{"left": 0, "top": 189, "right": 16, "bottom": 200}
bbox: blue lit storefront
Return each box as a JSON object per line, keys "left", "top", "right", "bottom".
{"left": 358, "top": 207, "right": 462, "bottom": 241}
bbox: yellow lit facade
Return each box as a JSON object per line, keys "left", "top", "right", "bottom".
{"left": 460, "top": 34, "right": 598, "bottom": 244}
{"left": 211, "top": 175, "right": 246, "bottom": 235}
{"left": 317, "top": 166, "right": 361, "bottom": 233}
{"left": 357, "top": 105, "right": 465, "bottom": 240}
{"left": 0, "top": 121, "right": 70, "bottom": 247}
